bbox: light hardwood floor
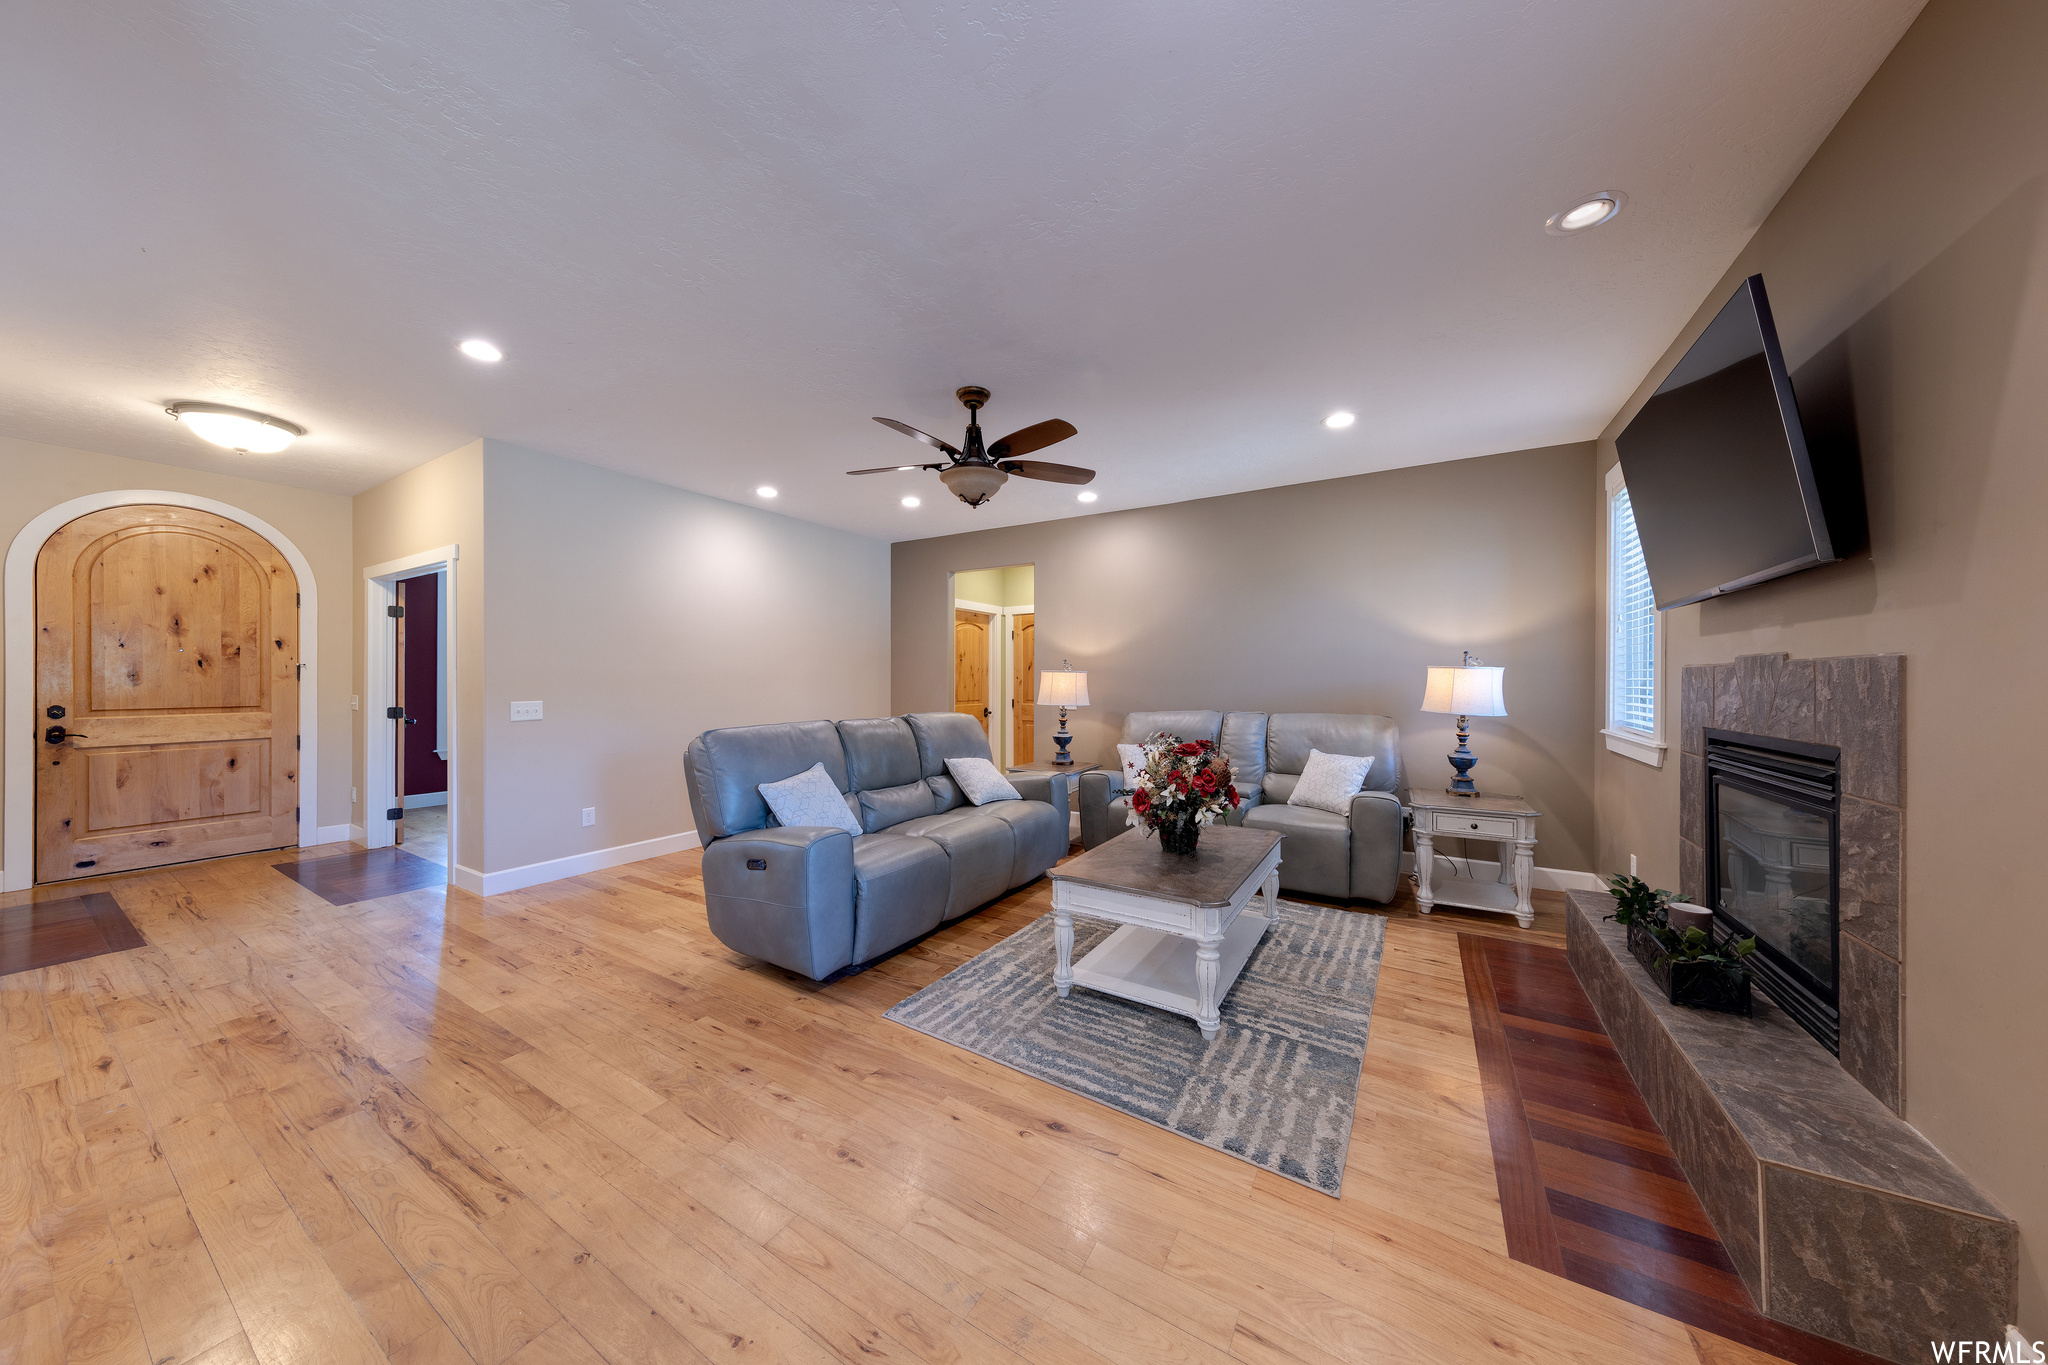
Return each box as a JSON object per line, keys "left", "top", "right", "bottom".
{"left": 0, "top": 843, "right": 1797, "bottom": 1365}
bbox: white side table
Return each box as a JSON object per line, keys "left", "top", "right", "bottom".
{"left": 1408, "top": 793, "right": 1541, "bottom": 928}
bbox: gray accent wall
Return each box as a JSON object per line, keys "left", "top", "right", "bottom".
{"left": 891, "top": 442, "right": 1599, "bottom": 872}
{"left": 1591, "top": 0, "right": 2048, "bottom": 1325}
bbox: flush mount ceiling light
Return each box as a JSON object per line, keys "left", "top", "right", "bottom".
{"left": 1324, "top": 411, "right": 1356, "bottom": 430}
{"left": 1546, "top": 192, "right": 1625, "bottom": 234}
{"left": 164, "top": 402, "right": 305, "bottom": 454}
{"left": 1076, "top": 491, "right": 1098, "bottom": 503}
{"left": 755, "top": 485, "right": 778, "bottom": 498}
{"left": 458, "top": 339, "right": 503, "bottom": 362}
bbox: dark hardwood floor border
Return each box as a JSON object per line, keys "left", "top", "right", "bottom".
{"left": 0, "top": 891, "right": 147, "bottom": 976}
{"left": 270, "top": 845, "right": 448, "bottom": 906}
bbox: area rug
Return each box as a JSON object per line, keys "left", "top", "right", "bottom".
{"left": 885, "top": 901, "right": 1385, "bottom": 1195}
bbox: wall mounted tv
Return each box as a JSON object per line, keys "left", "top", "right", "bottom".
{"left": 1616, "top": 274, "right": 1844, "bottom": 609}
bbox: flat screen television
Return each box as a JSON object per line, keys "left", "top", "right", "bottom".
{"left": 1616, "top": 274, "right": 1840, "bottom": 609}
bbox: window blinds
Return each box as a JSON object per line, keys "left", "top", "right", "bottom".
{"left": 1610, "top": 487, "right": 1657, "bottom": 735}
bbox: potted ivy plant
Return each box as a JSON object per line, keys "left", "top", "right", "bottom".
{"left": 1604, "top": 874, "right": 1757, "bottom": 1016}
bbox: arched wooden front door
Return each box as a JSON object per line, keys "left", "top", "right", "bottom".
{"left": 34, "top": 505, "right": 300, "bottom": 882}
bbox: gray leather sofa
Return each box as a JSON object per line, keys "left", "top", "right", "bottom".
{"left": 1079, "top": 710, "right": 1405, "bottom": 903}
{"left": 685, "top": 712, "right": 1070, "bottom": 979}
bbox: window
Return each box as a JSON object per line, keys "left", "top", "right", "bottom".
{"left": 1604, "top": 463, "right": 1665, "bottom": 766}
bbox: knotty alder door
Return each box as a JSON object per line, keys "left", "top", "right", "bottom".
{"left": 1012, "top": 612, "right": 1034, "bottom": 762}
{"left": 953, "top": 607, "right": 992, "bottom": 735}
{"left": 35, "top": 506, "right": 300, "bottom": 882}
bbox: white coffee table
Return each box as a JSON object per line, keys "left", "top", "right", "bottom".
{"left": 1047, "top": 826, "right": 1284, "bottom": 1040}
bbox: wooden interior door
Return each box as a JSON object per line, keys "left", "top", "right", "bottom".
{"left": 1012, "top": 613, "right": 1035, "bottom": 764}
{"left": 953, "top": 608, "right": 991, "bottom": 736}
{"left": 34, "top": 506, "right": 300, "bottom": 882}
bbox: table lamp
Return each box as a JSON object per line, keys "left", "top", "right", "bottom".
{"left": 1421, "top": 651, "right": 1507, "bottom": 796}
{"left": 1035, "top": 661, "right": 1090, "bottom": 764}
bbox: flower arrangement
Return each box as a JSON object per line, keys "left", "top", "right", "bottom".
{"left": 1128, "top": 732, "right": 1241, "bottom": 855}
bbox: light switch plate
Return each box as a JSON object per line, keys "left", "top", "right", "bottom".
{"left": 582, "top": 808, "right": 596, "bottom": 827}
{"left": 511, "top": 701, "right": 543, "bottom": 722}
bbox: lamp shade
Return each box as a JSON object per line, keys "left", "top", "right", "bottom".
{"left": 1421, "top": 665, "right": 1506, "bottom": 717}
{"left": 1036, "top": 670, "right": 1090, "bottom": 707}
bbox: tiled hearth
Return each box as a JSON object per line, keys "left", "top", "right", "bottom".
{"left": 1679, "top": 652, "right": 1903, "bottom": 1111}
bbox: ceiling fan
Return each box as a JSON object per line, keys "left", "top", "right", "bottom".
{"left": 849, "top": 386, "right": 1092, "bottom": 507}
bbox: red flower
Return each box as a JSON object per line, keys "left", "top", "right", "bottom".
{"left": 1175, "top": 741, "right": 1204, "bottom": 756}
{"left": 1227, "top": 785, "right": 1241, "bottom": 807}
{"left": 1194, "top": 769, "right": 1218, "bottom": 795}
{"left": 1132, "top": 789, "right": 1151, "bottom": 814}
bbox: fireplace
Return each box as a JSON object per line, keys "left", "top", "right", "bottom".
{"left": 1705, "top": 728, "right": 1839, "bottom": 1053}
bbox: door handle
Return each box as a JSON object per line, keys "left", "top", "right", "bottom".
{"left": 44, "top": 726, "right": 90, "bottom": 744}
{"left": 983, "top": 707, "right": 992, "bottom": 718}
{"left": 403, "top": 717, "right": 419, "bottom": 726}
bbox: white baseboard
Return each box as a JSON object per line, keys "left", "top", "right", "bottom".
{"left": 1399, "top": 849, "right": 1602, "bottom": 893}
{"left": 348, "top": 823, "right": 366, "bottom": 845}
{"left": 453, "top": 829, "right": 702, "bottom": 897}
{"left": 313, "top": 823, "right": 355, "bottom": 846}
{"left": 402, "top": 792, "right": 447, "bottom": 809}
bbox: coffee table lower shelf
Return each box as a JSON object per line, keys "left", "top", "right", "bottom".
{"left": 1068, "top": 908, "right": 1276, "bottom": 1029}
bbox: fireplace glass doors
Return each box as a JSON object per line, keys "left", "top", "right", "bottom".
{"left": 1704, "top": 729, "right": 1841, "bottom": 1052}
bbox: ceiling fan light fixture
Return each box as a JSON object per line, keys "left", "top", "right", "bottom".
{"left": 939, "top": 464, "right": 1008, "bottom": 508}
{"left": 165, "top": 402, "right": 305, "bottom": 454}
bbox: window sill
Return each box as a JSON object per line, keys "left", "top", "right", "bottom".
{"left": 1602, "top": 729, "right": 1667, "bottom": 768}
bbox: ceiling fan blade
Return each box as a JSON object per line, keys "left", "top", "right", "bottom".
{"left": 846, "top": 463, "right": 945, "bottom": 475}
{"left": 986, "top": 418, "right": 1077, "bottom": 461}
{"left": 997, "top": 459, "right": 1095, "bottom": 485}
{"left": 873, "top": 417, "right": 962, "bottom": 457}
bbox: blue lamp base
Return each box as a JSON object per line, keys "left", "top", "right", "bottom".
{"left": 1446, "top": 714, "right": 1479, "bottom": 795}
{"left": 1053, "top": 707, "right": 1074, "bottom": 764}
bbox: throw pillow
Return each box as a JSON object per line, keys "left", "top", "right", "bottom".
{"left": 1288, "top": 748, "right": 1375, "bottom": 815}
{"left": 758, "top": 762, "right": 861, "bottom": 835}
{"left": 1116, "top": 742, "right": 1147, "bottom": 793}
{"left": 944, "top": 757, "right": 1022, "bottom": 806}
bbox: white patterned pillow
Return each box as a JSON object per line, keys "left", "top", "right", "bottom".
{"left": 1116, "top": 743, "right": 1146, "bottom": 793}
{"left": 1288, "top": 749, "right": 1374, "bottom": 815}
{"left": 758, "top": 763, "right": 861, "bottom": 834}
{"left": 944, "top": 757, "right": 1022, "bottom": 806}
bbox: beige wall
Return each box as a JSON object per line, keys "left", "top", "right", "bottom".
{"left": 352, "top": 441, "right": 487, "bottom": 869}
{"left": 952, "top": 564, "right": 1035, "bottom": 609}
{"left": 476, "top": 442, "right": 890, "bottom": 874}
{"left": 895, "top": 442, "right": 1600, "bottom": 870}
{"left": 1590, "top": 0, "right": 2048, "bottom": 1322}
{"left": 0, "top": 435, "right": 354, "bottom": 885}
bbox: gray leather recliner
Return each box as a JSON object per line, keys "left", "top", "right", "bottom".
{"left": 1079, "top": 711, "right": 1406, "bottom": 904}
{"left": 685, "top": 712, "right": 1069, "bottom": 979}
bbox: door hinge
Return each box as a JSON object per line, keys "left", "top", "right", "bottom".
{"left": 295, "top": 806, "right": 301, "bottom": 821}
{"left": 386, "top": 706, "right": 405, "bottom": 720}
{"left": 386, "top": 807, "right": 403, "bottom": 821}
{"left": 295, "top": 734, "right": 301, "bottom": 750}
{"left": 387, "top": 604, "right": 405, "bottom": 618}
{"left": 295, "top": 592, "right": 301, "bottom": 607}
{"left": 295, "top": 663, "right": 303, "bottom": 680}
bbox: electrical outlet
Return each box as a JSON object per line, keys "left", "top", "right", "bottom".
{"left": 351, "top": 694, "right": 359, "bottom": 711}
{"left": 582, "top": 807, "right": 596, "bottom": 827}
{"left": 510, "top": 700, "right": 543, "bottom": 722}
{"left": 1630, "top": 854, "right": 1638, "bottom": 877}
{"left": 352, "top": 786, "right": 358, "bottom": 803}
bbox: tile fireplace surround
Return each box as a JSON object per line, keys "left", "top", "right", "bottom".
{"left": 1681, "top": 652, "right": 1902, "bottom": 1108}
{"left": 1570, "top": 653, "right": 2019, "bottom": 1361}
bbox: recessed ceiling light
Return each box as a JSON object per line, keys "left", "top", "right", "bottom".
{"left": 1324, "top": 411, "right": 1356, "bottom": 430}
{"left": 458, "top": 339, "right": 503, "bottom": 362}
{"left": 1076, "top": 491, "right": 1098, "bottom": 503}
{"left": 901, "top": 496, "right": 921, "bottom": 508}
{"left": 897, "top": 466, "right": 917, "bottom": 472}
{"left": 755, "top": 485, "right": 778, "bottom": 499}
{"left": 1546, "top": 193, "right": 1623, "bottom": 234}
{"left": 165, "top": 402, "right": 305, "bottom": 454}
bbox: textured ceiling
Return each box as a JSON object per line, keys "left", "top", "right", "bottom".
{"left": 3, "top": 0, "right": 1923, "bottom": 540}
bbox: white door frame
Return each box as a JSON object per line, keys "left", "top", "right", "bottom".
{"left": 363, "top": 546, "right": 459, "bottom": 872}
{"left": 3, "top": 490, "right": 325, "bottom": 892}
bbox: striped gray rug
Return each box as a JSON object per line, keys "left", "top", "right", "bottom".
{"left": 885, "top": 901, "right": 1386, "bottom": 1196}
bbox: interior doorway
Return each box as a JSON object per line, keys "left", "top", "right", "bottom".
{"left": 362, "top": 546, "right": 457, "bottom": 878}
{"left": 394, "top": 570, "right": 449, "bottom": 865}
{"left": 950, "top": 564, "right": 1035, "bottom": 768}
